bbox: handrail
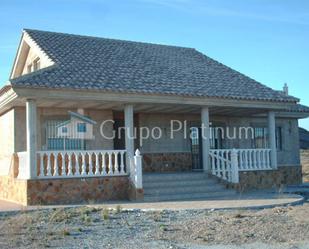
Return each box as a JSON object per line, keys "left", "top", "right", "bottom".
{"left": 209, "top": 148, "right": 273, "bottom": 184}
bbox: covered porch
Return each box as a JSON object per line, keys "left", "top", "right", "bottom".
{"left": 16, "top": 98, "right": 281, "bottom": 189}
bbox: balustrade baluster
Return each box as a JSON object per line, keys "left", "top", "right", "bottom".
{"left": 95, "top": 153, "right": 100, "bottom": 175}
{"left": 40, "top": 153, "right": 45, "bottom": 177}
{"left": 61, "top": 153, "right": 66, "bottom": 176}
{"left": 46, "top": 153, "right": 52, "bottom": 176}
{"left": 81, "top": 153, "right": 87, "bottom": 176}
{"left": 108, "top": 152, "right": 112, "bottom": 175}
{"left": 120, "top": 151, "right": 125, "bottom": 174}
{"left": 68, "top": 153, "right": 73, "bottom": 176}
{"left": 54, "top": 153, "right": 59, "bottom": 176}
{"left": 114, "top": 152, "right": 119, "bottom": 174}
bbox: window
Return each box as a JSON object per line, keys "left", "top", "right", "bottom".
{"left": 253, "top": 127, "right": 268, "bottom": 148}
{"left": 62, "top": 127, "right": 68, "bottom": 133}
{"left": 45, "top": 120, "right": 85, "bottom": 150}
{"left": 210, "top": 127, "right": 223, "bottom": 149}
{"left": 33, "top": 58, "right": 40, "bottom": 71}
{"left": 276, "top": 127, "right": 283, "bottom": 150}
{"left": 253, "top": 127, "right": 282, "bottom": 150}
{"left": 77, "top": 123, "right": 87, "bottom": 133}
{"left": 27, "top": 64, "right": 32, "bottom": 73}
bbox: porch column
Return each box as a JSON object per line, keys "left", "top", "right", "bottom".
{"left": 201, "top": 107, "right": 210, "bottom": 172}
{"left": 268, "top": 111, "right": 277, "bottom": 169}
{"left": 124, "top": 104, "right": 134, "bottom": 161}
{"left": 26, "top": 99, "right": 37, "bottom": 179}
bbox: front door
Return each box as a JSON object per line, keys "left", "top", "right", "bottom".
{"left": 190, "top": 126, "right": 223, "bottom": 171}
{"left": 190, "top": 127, "right": 203, "bottom": 171}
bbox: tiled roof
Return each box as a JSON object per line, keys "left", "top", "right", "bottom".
{"left": 285, "top": 104, "right": 309, "bottom": 113}
{"left": 10, "top": 29, "right": 298, "bottom": 103}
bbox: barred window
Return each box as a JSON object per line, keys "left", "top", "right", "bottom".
{"left": 253, "top": 127, "right": 282, "bottom": 150}
{"left": 44, "top": 120, "right": 85, "bottom": 150}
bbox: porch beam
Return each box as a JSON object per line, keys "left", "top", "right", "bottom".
{"left": 26, "top": 99, "right": 37, "bottom": 179}
{"left": 268, "top": 111, "right": 277, "bottom": 169}
{"left": 14, "top": 87, "right": 297, "bottom": 110}
{"left": 201, "top": 107, "right": 210, "bottom": 172}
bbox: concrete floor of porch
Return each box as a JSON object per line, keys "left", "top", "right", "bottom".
{"left": 0, "top": 192, "right": 304, "bottom": 213}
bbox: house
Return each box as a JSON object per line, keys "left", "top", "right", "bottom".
{"left": 0, "top": 29, "right": 309, "bottom": 205}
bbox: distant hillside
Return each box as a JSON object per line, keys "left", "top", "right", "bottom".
{"left": 300, "top": 127, "right": 309, "bottom": 149}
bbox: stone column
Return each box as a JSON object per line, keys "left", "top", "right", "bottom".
{"left": 268, "top": 111, "right": 277, "bottom": 169}
{"left": 201, "top": 107, "right": 210, "bottom": 172}
{"left": 26, "top": 99, "right": 37, "bottom": 179}
{"left": 124, "top": 104, "right": 134, "bottom": 162}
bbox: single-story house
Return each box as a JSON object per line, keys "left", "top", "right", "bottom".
{"left": 0, "top": 29, "right": 309, "bottom": 205}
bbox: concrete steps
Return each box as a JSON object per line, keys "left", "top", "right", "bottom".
{"left": 143, "top": 172, "right": 236, "bottom": 202}
{"left": 283, "top": 183, "right": 309, "bottom": 199}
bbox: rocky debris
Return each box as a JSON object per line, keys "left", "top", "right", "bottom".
{"left": 0, "top": 204, "right": 309, "bottom": 248}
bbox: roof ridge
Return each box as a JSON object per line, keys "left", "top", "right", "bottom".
{"left": 23, "top": 28, "right": 195, "bottom": 50}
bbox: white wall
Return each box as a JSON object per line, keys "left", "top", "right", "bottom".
{"left": 0, "top": 109, "right": 15, "bottom": 175}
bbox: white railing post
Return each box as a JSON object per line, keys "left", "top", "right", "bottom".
{"left": 231, "top": 149, "right": 239, "bottom": 184}
{"left": 131, "top": 149, "right": 143, "bottom": 189}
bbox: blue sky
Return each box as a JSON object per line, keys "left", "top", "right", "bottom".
{"left": 0, "top": 0, "right": 308, "bottom": 128}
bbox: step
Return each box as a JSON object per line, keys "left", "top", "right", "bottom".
{"left": 143, "top": 179, "right": 218, "bottom": 189}
{"left": 144, "top": 184, "right": 225, "bottom": 195}
{"left": 144, "top": 190, "right": 237, "bottom": 202}
{"left": 143, "top": 172, "right": 209, "bottom": 183}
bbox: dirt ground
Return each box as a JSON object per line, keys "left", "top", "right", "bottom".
{"left": 301, "top": 150, "right": 309, "bottom": 182}
{"left": 0, "top": 204, "right": 309, "bottom": 249}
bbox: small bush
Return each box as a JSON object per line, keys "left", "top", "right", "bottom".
{"left": 159, "top": 224, "right": 167, "bottom": 232}
{"left": 152, "top": 211, "right": 163, "bottom": 222}
{"left": 49, "top": 208, "right": 76, "bottom": 223}
{"left": 82, "top": 214, "right": 92, "bottom": 224}
{"left": 62, "top": 229, "right": 70, "bottom": 236}
{"left": 102, "top": 208, "right": 110, "bottom": 220}
{"left": 115, "top": 205, "right": 123, "bottom": 214}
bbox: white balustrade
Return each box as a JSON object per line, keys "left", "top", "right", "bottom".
{"left": 209, "top": 148, "right": 273, "bottom": 184}
{"left": 237, "top": 149, "right": 272, "bottom": 171}
{"left": 36, "top": 150, "right": 127, "bottom": 179}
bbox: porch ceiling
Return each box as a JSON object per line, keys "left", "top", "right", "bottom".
{"left": 12, "top": 98, "right": 267, "bottom": 116}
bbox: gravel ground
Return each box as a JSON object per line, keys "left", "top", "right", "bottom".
{"left": 301, "top": 150, "right": 309, "bottom": 182}
{"left": 0, "top": 203, "right": 309, "bottom": 249}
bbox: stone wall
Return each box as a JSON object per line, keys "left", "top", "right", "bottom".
{"left": 0, "top": 176, "right": 28, "bottom": 205}
{"left": 0, "top": 153, "right": 131, "bottom": 205}
{"left": 142, "top": 152, "right": 192, "bottom": 172}
{"left": 27, "top": 176, "right": 129, "bottom": 205}
{"left": 238, "top": 166, "right": 302, "bottom": 191}
{"left": 0, "top": 175, "right": 130, "bottom": 206}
